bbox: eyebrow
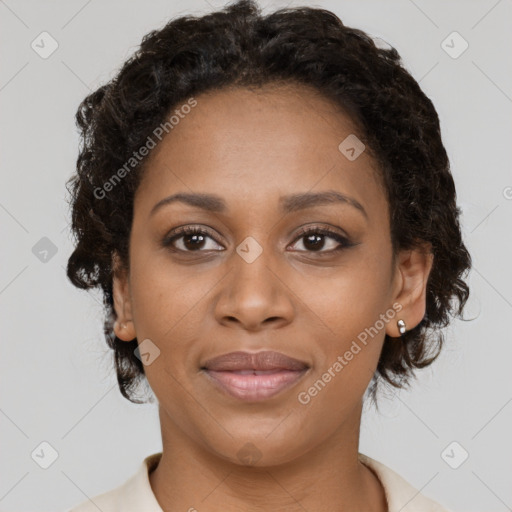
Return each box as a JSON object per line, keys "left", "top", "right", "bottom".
{"left": 149, "top": 190, "right": 368, "bottom": 220}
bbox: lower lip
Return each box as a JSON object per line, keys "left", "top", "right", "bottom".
{"left": 203, "top": 369, "right": 308, "bottom": 401}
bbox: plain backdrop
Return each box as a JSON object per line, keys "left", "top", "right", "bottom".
{"left": 1, "top": 1, "right": 511, "bottom": 511}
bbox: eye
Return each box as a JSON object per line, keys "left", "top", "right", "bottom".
{"left": 162, "top": 225, "right": 354, "bottom": 254}
{"left": 289, "top": 226, "right": 353, "bottom": 253}
{"left": 161, "top": 226, "right": 223, "bottom": 252}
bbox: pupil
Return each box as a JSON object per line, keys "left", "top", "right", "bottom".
{"left": 304, "top": 234, "right": 324, "bottom": 251}
{"left": 185, "top": 234, "right": 205, "bottom": 250}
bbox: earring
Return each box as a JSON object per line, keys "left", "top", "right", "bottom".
{"left": 397, "top": 319, "right": 406, "bottom": 336}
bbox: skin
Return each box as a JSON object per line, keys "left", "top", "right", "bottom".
{"left": 112, "top": 83, "right": 433, "bottom": 512}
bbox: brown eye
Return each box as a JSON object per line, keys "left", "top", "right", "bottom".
{"left": 162, "top": 226, "right": 223, "bottom": 252}
{"left": 290, "top": 227, "right": 354, "bottom": 253}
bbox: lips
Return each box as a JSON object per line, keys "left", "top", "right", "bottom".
{"left": 202, "top": 350, "right": 309, "bottom": 372}
{"left": 202, "top": 351, "right": 309, "bottom": 401}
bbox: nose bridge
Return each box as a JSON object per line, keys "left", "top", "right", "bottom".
{"left": 214, "top": 230, "right": 294, "bottom": 329}
{"left": 231, "top": 232, "right": 278, "bottom": 295}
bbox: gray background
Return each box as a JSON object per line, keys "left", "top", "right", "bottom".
{"left": 1, "top": 0, "right": 511, "bottom": 511}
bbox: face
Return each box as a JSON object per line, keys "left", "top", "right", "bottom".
{"left": 112, "top": 84, "right": 432, "bottom": 466}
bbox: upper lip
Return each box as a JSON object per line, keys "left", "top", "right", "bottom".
{"left": 202, "top": 351, "right": 309, "bottom": 372}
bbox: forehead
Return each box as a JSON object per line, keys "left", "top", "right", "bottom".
{"left": 135, "top": 84, "right": 385, "bottom": 220}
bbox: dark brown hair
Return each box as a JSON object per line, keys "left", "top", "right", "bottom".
{"left": 65, "top": 0, "right": 471, "bottom": 407}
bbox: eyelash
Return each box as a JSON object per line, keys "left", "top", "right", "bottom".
{"left": 161, "top": 225, "right": 354, "bottom": 254}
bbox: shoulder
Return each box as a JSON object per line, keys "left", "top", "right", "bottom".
{"left": 359, "top": 453, "right": 453, "bottom": 512}
{"left": 66, "top": 452, "right": 163, "bottom": 512}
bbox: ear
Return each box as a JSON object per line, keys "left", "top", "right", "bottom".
{"left": 387, "top": 242, "right": 434, "bottom": 338}
{"left": 111, "top": 251, "right": 136, "bottom": 341}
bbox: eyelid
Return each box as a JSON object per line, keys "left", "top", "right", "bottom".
{"left": 292, "top": 224, "right": 349, "bottom": 242}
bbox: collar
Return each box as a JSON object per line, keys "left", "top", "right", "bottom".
{"left": 74, "top": 451, "right": 450, "bottom": 512}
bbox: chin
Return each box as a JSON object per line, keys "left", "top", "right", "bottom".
{"left": 202, "top": 428, "right": 311, "bottom": 469}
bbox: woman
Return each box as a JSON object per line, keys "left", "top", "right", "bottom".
{"left": 65, "top": 1, "right": 471, "bottom": 510}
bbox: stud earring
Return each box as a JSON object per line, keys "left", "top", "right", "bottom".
{"left": 397, "top": 319, "right": 406, "bottom": 336}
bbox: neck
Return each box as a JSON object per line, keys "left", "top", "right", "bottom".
{"left": 149, "top": 402, "right": 387, "bottom": 512}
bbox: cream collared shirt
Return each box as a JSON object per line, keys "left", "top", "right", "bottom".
{"left": 67, "top": 452, "right": 452, "bottom": 512}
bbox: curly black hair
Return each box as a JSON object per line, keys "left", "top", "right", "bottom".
{"left": 65, "top": 0, "right": 471, "bottom": 406}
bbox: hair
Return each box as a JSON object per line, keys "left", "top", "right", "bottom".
{"left": 65, "top": 0, "right": 471, "bottom": 407}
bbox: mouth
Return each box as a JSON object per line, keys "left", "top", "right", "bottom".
{"left": 201, "top": 351, "right": 310, "bottom": 402}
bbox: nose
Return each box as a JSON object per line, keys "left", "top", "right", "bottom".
{"left": 213, "top": 246, "right": 295, "bottom": 332}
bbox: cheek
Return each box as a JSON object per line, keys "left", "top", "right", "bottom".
{"left": 127, "top": 254, "right": 219, "bottom": 387}
{"left": 129, "top": 252, "right": 204, "bottom": 337}
{"left": 299, "top": 258, "right": 391, "bottom": 342}
{"left": 295, "top": 272, "right": 390, "bottom": 424}
{"left": 291, "top": 253, "right": 391, "bottom": 405}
